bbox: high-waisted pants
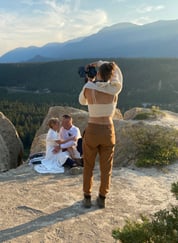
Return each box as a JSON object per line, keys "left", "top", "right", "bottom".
{"left": 82, "top": 123, "right": 115, "bottom": 197}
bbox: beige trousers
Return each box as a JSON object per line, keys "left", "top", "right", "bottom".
{"left": 82, "top": 123, "right": 115, "bottom": 197}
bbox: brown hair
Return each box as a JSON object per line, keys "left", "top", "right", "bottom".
{"left": 98, "top": 62, "right": 116, "bottom": 82}
{"left": 48, "top": 117, "right": 59, "bottom": 128}
{"left": 62, "top": 114, "right": 71, "bottom": 119}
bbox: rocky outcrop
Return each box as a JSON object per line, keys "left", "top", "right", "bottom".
{"left": 0, "top": 112, "right": 23, "bottom": 171}
{"left": 0, "top": 134, "right": 10, "bottom": 171}
{"left": 123, "top": 107, "right": 165, "bottom": 120}
{"left": 30, "top": 106, "right": 178, "bottom": 167}
{"left": 124, "top": 107, "right": 149, "bottom": 120}
{"left": 114, "top": 108, "right": 178, "bottom": 167}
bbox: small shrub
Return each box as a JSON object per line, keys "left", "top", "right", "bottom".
{"left": 134, "top": 107, "right": 165, "bottom": 121}
{"left": 112, "top": 207, "right": 178, "bottom": 243}
{"left": 134, "top": 112, "right": 154, "bottom": 120}
{"left": 171, "top": 182, "right": 178, "bottom": 200}
{"left": 119, "top": 124, "right": 178, "bottom": 167}
{"left": 112, "top": 215, "right": 151, "bottom": 243}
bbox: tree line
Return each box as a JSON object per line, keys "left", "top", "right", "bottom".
{"left": 1, "top": 58, "right": 178, "bottom": 112}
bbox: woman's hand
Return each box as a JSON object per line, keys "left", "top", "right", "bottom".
{"left": 53, "top": 145, "right": 60, "bottom": 153}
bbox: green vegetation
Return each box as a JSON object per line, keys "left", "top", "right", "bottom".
{"left": 134, "top": 126, "right": 178, "bottom": 167}
{"left": 112, "top": 180, "right": 178, "bottom": 242}
{"left": 112, "top": 207, "right": 178, "bottom": 242}
{"left": 171, "top": 182, "right": 178, "bottom": 200}
{"left": 119, "top": 124, "right": 178, "bottom": 167}
{"left": 0, "top": 100, "right": 50, "bottom": 159}
{"left": 112, "top": 171, "right": 178, "bottom": 242}
{"left": 1, "top": 58, "right": 178, "bottom": 112}
{"left": 134, "top": 106, "right": 165, "bottom": 120}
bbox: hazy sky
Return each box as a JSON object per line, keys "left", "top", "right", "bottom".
{"left": 0, "top": 0, "right": 178, "bottom": 56}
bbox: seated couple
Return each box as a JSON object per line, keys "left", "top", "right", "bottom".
{"left": 34, "top": 115, "right": 83, "bottom": 174}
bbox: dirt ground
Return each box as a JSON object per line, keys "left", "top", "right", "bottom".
{"left": 0, "top": 162, "right": 178, "bottom": 243}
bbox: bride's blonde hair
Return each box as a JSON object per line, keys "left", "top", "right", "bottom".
{"left": 48, "top": 117, "right": 59, "bottom": 128}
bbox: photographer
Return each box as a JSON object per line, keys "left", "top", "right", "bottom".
{"left": 79, "top": 60, "right": 123, "bottom": 208}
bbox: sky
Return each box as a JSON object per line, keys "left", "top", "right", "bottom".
{"left": 0, "top": 0, "right": 178, "bottom": 57}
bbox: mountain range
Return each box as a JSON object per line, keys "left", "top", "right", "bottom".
{"left": 1, "top": 19, "right": 178, "bottom": 63}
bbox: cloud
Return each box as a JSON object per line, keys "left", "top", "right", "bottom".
{"left": 36, "top": 0, "right": 108, "bottom": 40}
{"left": 129, "top": 4, "right": 165, "bottom": 25}
{"left": 0, "top": 0, "right": 108, "bottom": 55}
{"left": 137, "top": 5, "right": 165, "bottom": 14}
{"left": 111, "top": 0, "right": 126, "bottom": 2}
{"left": 132, "top": 17, "right": 154, "bottom": 25}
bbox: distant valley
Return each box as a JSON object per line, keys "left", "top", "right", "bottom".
{"left": 0, "top": 58, "right": 178, "bottom": 113}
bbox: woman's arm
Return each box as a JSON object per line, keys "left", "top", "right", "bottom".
{"left": 55, "top": 136, "right": 75, "bottom": 145}
{"left": 79, "top": 60, "right": 123, "bottom": 103}
{"left": 79, "top": 87, "right": 88, "bottom": 105}
{"left": 53, "top": 137, "right": 76, "bottom": 153}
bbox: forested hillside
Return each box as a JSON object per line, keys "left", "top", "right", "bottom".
{"left": 0, "top": 58, "right": 178, "bottom": 158}
{"left": 1, "top": 58, "right": 178, "bottom": 110}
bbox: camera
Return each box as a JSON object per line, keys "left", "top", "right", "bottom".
{"left": 78, "top": 65, "right": 97, "bottom": 80}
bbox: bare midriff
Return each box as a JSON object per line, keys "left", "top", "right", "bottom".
{"left": 88, "top": 116, "right": 113, "bottom": 125}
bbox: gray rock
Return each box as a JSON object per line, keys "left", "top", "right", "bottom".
{"left": 0, "top": 112, "right": 23, "bottom": 171}
{"left": 0, "top": 134, "right": 10, "bottom": 171}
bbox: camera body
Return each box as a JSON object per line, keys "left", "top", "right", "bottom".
{"left": 78, "top": 65, "right": 97, "bottom": 79}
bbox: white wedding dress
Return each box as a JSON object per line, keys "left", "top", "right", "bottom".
{"left": 34, "top": 128, "right": 70, "bottom": 174}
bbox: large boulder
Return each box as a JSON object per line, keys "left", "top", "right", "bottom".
{"left": 124, "top": 107, "right": 148, "bottom": 120}
{"left": 0, "top": 134, "right": 10, "bottom": 171}
{"left": 34, "top": 106, "right": 89, "bottom": 137}
{"left": 0, "top": 112, "right": 23, "bottom": 171}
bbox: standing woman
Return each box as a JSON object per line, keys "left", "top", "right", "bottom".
{"left": 79, "top": 60, "right": 123, "bottom": 208}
